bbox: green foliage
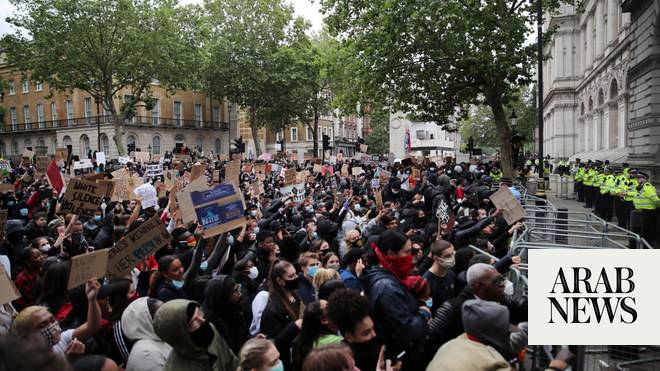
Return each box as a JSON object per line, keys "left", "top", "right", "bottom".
{"left": 364, "top": 109, "right": 390, "bottom": 155}
{"left": 2, "top": 0, "right": 205, "bottom": 155}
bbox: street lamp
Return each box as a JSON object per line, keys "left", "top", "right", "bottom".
{"left": 93, "top": 82, "right": 101, "bottom": 152}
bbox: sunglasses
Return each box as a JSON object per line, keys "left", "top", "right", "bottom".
{"left": 479, "top": 275, "right": 505, "bottom": 286}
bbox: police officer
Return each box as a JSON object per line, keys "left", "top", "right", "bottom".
{"left": 620, "top": 169, "right": 638, "bottom": 229}
{"left": 611, "top": 168, "right": 626, "bottom": 227}
{"left": 583, "top": 163, "right": 594, "bottom": 208}
{"left": 593, "top": 166, "right": 604, "bottom": 216}
{"left": 632, "top": 172, "right": 659, "bottom": 246}
{"left": 600, "top": 167, "right": 615, "bottom": 222}
{"left": 575, "top": 161, "right": 585, "bottom": 202}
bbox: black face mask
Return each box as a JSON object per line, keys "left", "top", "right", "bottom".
{"left": 190, "top": 321, "right": 215, "bottom": 349}
{"left": 350, "top": 336, "right": 379, "bottom": 356}
{"left": 283, "top": 277, "right": 300, "bottom": 291}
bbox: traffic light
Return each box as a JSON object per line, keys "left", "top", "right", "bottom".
{"left": 233, "top": 137, "right": 245, "bottom": 153}
{"left": 467, "top": 137, "right": 474, "bottom": 153}
{"left": 322, "top": 134, "right": 331, "bottom": 152}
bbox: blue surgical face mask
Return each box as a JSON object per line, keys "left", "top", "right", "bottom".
{"left": 93, "top": 215, "right": 102, "bottom": 222}
{"left": 391, "top": 208, "right": 396, "bottom": 213}
{"left": 430, "top": 168, "right": 435, "bottom": 171}
{"left": 353, "top": 204, "right": 361, "bottom": 212}
{"left": 312, "top": 232, "right": 318, "bottom": 239}
{"left": 200, "top": 261, "right": 208, "bottom": 271}
{"left": 425, "top": 298, "right": 433, "bottom": 308}
{"left": 227, "top": 235, "right": 235, "bottom": 245}
{"left": 7, "top": 201, "right": 14, "bottom": 207}
{"left": 306, "top": 206, "right": 313, "bottom": 212}
{"left": 308, "top": 265, "right": 319, "bottom": 278}
{"left": 321, "top": 191, "right": 326, "bottom": 195}
{"left": 391, "top": 190, "right": 399, "bottom": 194}
{"left": 19, "top": 208, "right": 28, "bottom": 217}
{"left": 267, "top": 360, "right": 284, "bottom": 371}
{"left": 172, "top": 280, "right": 185, "bottom": 289}
{"left": 251, "top": 210, "right": 258, "bottom": 217}
{"left": 253, "top": 227, "right": 260, "bottom": 234}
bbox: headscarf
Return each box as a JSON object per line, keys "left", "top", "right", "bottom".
{"left": 201, "top": 275, "right": 247, "bottom": 355}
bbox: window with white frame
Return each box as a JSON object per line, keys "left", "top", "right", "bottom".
{"left": 66, "top": 100, "right": 74, "bottom": 125}
{"left": 82, "top": 136, "right": 90, "bottom": 156}
{"left": 22, "top": 78, "right": 28, "bottom": 93}
{"left": 103, "top": 108, "right": 110, "bottom": 122}
{"left": 8, "top": 80, "right": 14, "bottom": 95}
{"left": 62, "top": 136, "right": 72, "bottom": 146}
{"left": 318, "top": 128, "right": 323, "bottom": 140}
{"left": 307, "top": 127, "right": 313, "bottom": 141}
{"left": 215, "top": 138, "right": 221, "bottom": 154}
{"left": 84, "top": 97, "right": 92, "bottom": 124}
{"left": 174, "top": 101, "right": 183, "bottom": 126}
{"left": 24, "top": 139, "right": 32, "bottom": 150}
{"left": 276, "top": 130, "right": 283, "bottom": 142}
{"left": 37, "top": 104, "right": 44, "bottom": 128}
{"left": 213, "top": 106, "right": 220, "bottom": 123}
{"left": 13, "top": 142, "right": 19, "bottom": 155}
{"left": 195, "top": 104, "right": 202, "bottom": 126}
{"left": 10, "top": 108, "right": 17, "bottom": 131}
{"left": 291, "top": 127, "right": 298, "bottom": 142}
{"left": 152, "top": 136, "right": 161, "bottom": 155}
{"left": 151, "top": 98, "right": 160, "bottom": 125}
{"left": 23, "top": 106, "right": 31, "bottom": 129}
{"left": 196, "top": 138, "right": 203, "bottom": 150}
{"left": 102, "top": 135, "right": 110, "bottom": 154}
{"left": 35, "top": 81, "right": 43, "bottom": 91}
{"left": 51, "top": 102, "right": 57, "bottom": 126}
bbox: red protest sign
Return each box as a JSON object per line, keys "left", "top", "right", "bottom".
{"left": 46, "top": 159, "right": 64, "bottom": 194}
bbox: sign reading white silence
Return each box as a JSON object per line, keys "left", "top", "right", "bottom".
{"left": 528, "top": 249, "right": 660, "bottom": 345}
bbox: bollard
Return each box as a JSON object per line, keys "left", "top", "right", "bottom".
{"left": 555, "top": 207, "right": 568, "bottom": 244}
{"left": 629, "top": 210, "right": 643, "bottom": 249}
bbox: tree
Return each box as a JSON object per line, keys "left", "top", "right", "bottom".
{"left": 320, "top": 0, "right": 566, "bottom": 177}
{"left": 204, "top": 0, "right": 310, "bottom": 157}
{"left": 2, "top": 0, "right": 205, "bottom": 155}
{"left": 363, "top": 108, "right": 390, "bottom": 155}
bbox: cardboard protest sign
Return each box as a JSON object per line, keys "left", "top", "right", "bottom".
{"left": 375, "top": 193, "right": 384, "bottom": 211}
{"left": 359, "top": 144, "right": 368, "bottom": 153}
{"left": 0, "top": 210, "right": 7, "bottom": 241}
{"left": 291, "top": 153, "right": 298, "bottom": 161}
{"left": 412, "top": 168, "right": 420, "bottom": 179}
{"left": 154, "top": 182, "right": 167, "bottom": 198}
{"left": 96, "top": 179, "right": 115, "bottom": 198}
{"left": 296, "top": 171, "right": 307, "bottom": 184}
{"left": 134, "top": 152, "right": 150, "bottom": 163}
{"left": 145, "top": 164, "right": 163, "bottom": 178}
{"left": 35, "top": 156, "right": 50, "bottom": 174}
{"left": 133, "top": 183, "right": 158, "bottom": 208}
{"left": 263, "top": 153, "right": 272, "bottom": 161}
{"left": 61, "top": 178, "right": 108, "bottom": 218}
{"left": 242, "top": 163, "right": 252, "bottom": 173}
{"left": 73, "top": 162, "right": 94, "bottom": 177}
{"left": 352, "top": 167, "right": 362, "bottom": 176}
{"left": 177, "top": 176, "right": 210, "bottom": 224}
{"left": 219, "top": 154, "right": 229, "bottom": 161}
{"left": 224, "top": 160, "right": 240, "bottom": 185}
{"left": 213, "top": 170, "right": 221, "bottom": 183}
{"left": 112, "top": 177, "right": 143, "bottom": 202}
{"left": 22, "top": 149, "right": 35, "bottom": 160}
{"left": 371, "top": 178, "right": 380, "bottom": 189}
{"left": 341, "top": 164, "right": 349, "bottom": 177}
{"left": 281, "top": 183, "right": 305, "bottom": 203}
{"left": 191, "top": 183, "right": 246, "bottom": 238}
{"left": 21, "top": 172, "right": 32, "bottom": 183}
{"left": 379, "top": 172, "right": 389, "bottom": 186}
{"left": 329, "top": 156, "right": 337, "bottom": 164}
{"left": 56, "top": 148, "right": 68, "bottom": 163}
{"left": 96, "top": 152, "right": 106, "bottom": 165}
{"left": 232, "top": 153, "right": 243, "bottom": 161}
{"left": 164, "top": 170, "right": 177, "bottom": 188}
{"left": 0, "top": 184, "right": 14, "bottom": 193}
{"left": 284, "top": 168, "right": 296, "bottom": 186}
{"left": 191, "top": 164, "right": 206, "bottom": 181}
{"left": 111, "top": 168, "right": 129, "bottom": 179}
{"left": 106, "top": 217, "right": 170, "bottom": 279}
{"left": 175, "top": 154, "right": 191, "bottom": 162}
{"left": 313, "top": 164, "right": 322, "bottom": 174}
{"left": 489, "top": 188, "right": 526, "bottom": 225}
{"left": 83, "top": 172, "right": 104, "bottom": 182}
{"left": 322, "top": 167, "right": 334, "bottom": 177}
{"left": 67, "top": 249, "right": 109, "bottom": 290}
{"left": 0, "top": 264, "right": 20, "bottom": 306}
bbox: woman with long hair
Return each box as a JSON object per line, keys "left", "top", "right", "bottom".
{"left": 36, "top": 260, "right": 71, "bottom": 321}
{"left": 261, "top": 258, "right": 305, "bottom": 370}
{"left": 301, "top": 344, "right": 357, "bottom": 371}
{"left": 293, "top": 300, "right": 343, "bottom": 370}
{"left": 148, "top": 255, "right": 187, "bottom": 302}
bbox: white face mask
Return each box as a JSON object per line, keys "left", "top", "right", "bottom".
{"left": 248, "top": 266, "right": 259, "bottom": 280}
{"left": 504, "top": 279, "right": 514, "bottom": 296}
{"left": 40, "top": 244, "right": 52, "bottom": 253}
{"left": 438, "top": 257, "right": 456, "bottom": 269}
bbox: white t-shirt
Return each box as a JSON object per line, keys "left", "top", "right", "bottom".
{"left": 52, "top": 329, "right": 74, "bottom": 357}
{"left": 249, "top": 291, "right": 270, "bottom": 336}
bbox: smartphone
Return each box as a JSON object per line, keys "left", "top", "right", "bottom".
{"left": 58, "top": 226, "right": 66, "bottom": 235}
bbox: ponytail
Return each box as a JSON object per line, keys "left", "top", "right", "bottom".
{"left": 148, "top": 255, "right": 176, "bottom": 296}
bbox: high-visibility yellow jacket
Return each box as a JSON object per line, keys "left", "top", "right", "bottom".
{"left": 490, "top": 172, "right": 502, "bottom": 181}
{"left": 593, "top": 173, "right": 603, "bottom": 187}
{"left": 633, "top": 182, "right": 660, "bottom": 210}
{"left": 623, "top": 177, "right": 637, "bottom": 201}
{"left": 612, "top": 174, "right": 626, "bottom": 196}
{"left": 601, "top": 175, "right": 615, "bottom": 194}
{"left": 583, "top": 169, "right": 595, "bottom": 186}
{"left": 575, "top": 168, "right": 584, "bottom": 182}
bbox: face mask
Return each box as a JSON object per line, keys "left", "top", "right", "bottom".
{"left": 406, "top": 171, "right": 410, "bottom": 174}
{"left": 267, "top": 360, "right": 284, "bottom": 371}
{"left": 430, "top": 168, "right": 435, "bottom": 171}
{"left": 283, "top": 276, "right": 299, "bottom": 291}
{"left": 72, "top": 232, "right": 84, "bottom": 243}
{"left": 190, "top": 320, "right": 215, "bottom": 349}
{"left": 504, "top": 279, "right": 514, "bottom": 296}
{"left": 93, "top": 215, "right": 102, "bottom": 222}
{"left": 328, "top": 264, "right": 340, "bottom": 271}
{"left": 172, "top": 280, "right": 185, "bottom": 289}
{"left": 40, "top": 244, "right": 51, "bottom": 253}
{"left": 200, "top": 261, "right": 208, "bottom": 271}
{"left": 425, "top": 298, "right": 433, "bottom": 308}
{"left": 248, "top": 266, "right": 259, "bottom": 280}
{"left": 353, "top": 204, "right": 361, "bottom": 212}
{"left": 7, "top": 201, "right": 14, "bottom": 207}
{"left": 438, "top": 257, "right": 455, "bottom": 269}
{"left": 41, "top": 322, "right": 61, "bottom": 347}
{"left": 312, "top": 232, "right": 318, "bottom": 239}
{"left": 480, "top": 170, "right": 485, "bottom": 173}
{"left": 254, "top": 227, "right": 260, "bottom": 234}
{"left": 391, "top": 208, "right": 396, "bottom": 213}
{"left": 350, "top": 337, "right": 379, "bottom": 355}
{"left": 306, "top": 206, "right": 313, "bottom": 212}
{"left": 355, "top": 240, "right": 363, "bottom": 248}
{"left": 308, "top": 265, "right": 319, "bottom": 278}
{"left": 20, "top": 208, "right": 28, "bottom": 217}
{"left": 391, "top": 190, "right": 399, "bottom": 194}
{"left": 251, "top": 210, "right": 258, "bottom": 217}
{"left": 321, "top": 191, "right": 326, "bottom": 194}
{"left": 227, "top": 235, "right": 235, "bottom": 245}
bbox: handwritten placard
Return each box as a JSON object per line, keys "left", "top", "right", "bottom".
{"left": 35, "top": 156, "right": 50, "bottom": 174}
{"left": 106, "top": 217, "right": 170, "bottom": 279}
{"left": 359, "top": 144, "right": 368, "bottom": 153}
{"left": 145, "top": 164, "right": 163, "bottom": 178}
{"left": 111, "top": 168, "right": 129, "bottom": 179}
{"left": 134, "top": 151, "right": 150, "bottom": 163}
{"left": 112, "top": 177, "right": 143, "bottom": 202}
{"left": 61, "top": 178, "right": 107, "bottom": 218}
{"left": 133, "top": 183, "right": 158, "bottom": 208}
{"left": 352, "top": 167, "right": 362, "bottom": 176}
{"left": 375, "top": 192, "right": 384, "bottom": 211}
{"left": 177, "top": 176, "right": 210, "bottom": 224}
{"left": 191, "top": 164, "right": 206, "bottom": 181}
{"left": 224, "top": 160, "right": 240, "bottom": 185}
{"left": 67, "top": 249, "right": 110, "bottom": 289}
{"left": 0, "top": 264, "right": 20, "bottom": 306}
{"left": 284, "top": 168, "right": 296, "bottom": 186}
{"left": 164, "top": 170, "right": 177, "bottom": 188}
{"left": 488, "top": 188, "right": 526, "bottom": 225}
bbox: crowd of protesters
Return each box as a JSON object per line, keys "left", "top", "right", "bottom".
{"left": 0, "top": 150, "right": 574, "bottom": 371}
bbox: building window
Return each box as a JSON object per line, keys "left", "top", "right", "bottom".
{"left": 9, "top": 80, "right": 15, "bottom": 95}
{"left": 84, "top": 97, "right": 92, "bottom": 124}
{"left": 276, "top": 130, "right": 283, "bottom": 142}
{"left": 24, "top": 139, "right": 32, "bottom": 150}
{"left": 195, "top": 104, "right": 202, "bottom": 127}
{"left": 196, "top": 138, "right": 203, "bottom": 151}
{"left": 23, "top": 106, "right": 31, "bottom": 129}
{"left": 35, "top": 81, "right": 43, "bottom": 91}
{"left": 22, "top": 78, "right": 28, "bottom": 93}
{"left": 103, "top": 108, "right": 110, "bottom": 123}
{"left": 318, "top": 128, "right": 323, "bottom": 140}
{"left": 307, "top": 127, "right": 313, "bottom": 141}
{"left": 81, "top": 135, "right": 90, "bottom": 156}
{"left": 66, "top": 100, "right": 74, "bottom": 125}
{"left": 10, "top": 107, "right": 17, "bottom": 131}
{"left": 51, "top": 138, "right": 57, "bottom": 153}
{"left": 175, "top": 134, "right": 185, "bottom": 147}
{"left": 51, "top": 102, "right": 57, "bottom": 126}
{"left": 101, "top": 135, "right": 110, "bottom": 154}
{"left": 416, "top": 130, "right": 426, "bottom": 140}
{"left": 63, "top": 136, "right": 72, "bottom": 147}
{"left": 13, "top": 142, "right": 19, "bottom": 155}
{"left": 213, "top": 106, "right": 220, "bottom": 123}
{"left": 0, "top": 142, "right": 5, "bottom": 158}
{"left": 215, "top": 138, "right": 221, "bottom": 154}
{"left": 126, "top": 134, "right": 137, "bottom": 151}
{"left": 151, "top": 98, "right": 160, "bottom": 125}
{"left": 291, "top": 128, "right": 298, "bottom": 142}
{"left": 37, "top": 104, "right": 44, "bottom": 128}
{"left": 174, "top": 101, "right": 183, "bottom": 126}
{"left": 152, "top": 136, "right": 161, "bottom": 155}
{"left": 38, "top": 139, "right": 45, "bottom": 149}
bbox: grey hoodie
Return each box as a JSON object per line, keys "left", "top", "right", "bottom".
{"left": 121, "top": 298, "right": 172, "bottom": 371}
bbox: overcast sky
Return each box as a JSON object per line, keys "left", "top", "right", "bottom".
{"left": 0, "top": 0, "right": 325, "bottom": 38}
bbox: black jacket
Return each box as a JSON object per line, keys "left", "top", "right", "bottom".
{"left": 261, "top": 293, "right": 301, "bottom": 371}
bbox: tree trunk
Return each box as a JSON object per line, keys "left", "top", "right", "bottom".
{"left": 111, "top": 111, "right": 126, "bottom": 156}
{"left": 250, "top": 104, "right": 262, "bottom": 157}
{"left": 486, "top": 95, "right": 515, "bottom": 178}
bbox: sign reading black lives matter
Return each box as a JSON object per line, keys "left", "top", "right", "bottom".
{"left": 106, "top": 216, "right": 170, "bottom": 279}
{"left": 528, "top": 249, "right": 660, "bottom": 345}
{"left": 280, "top": 184, "right": 305, "bottom": 204}
{"left": 61, "top": 178, "right": 108, "bottom": 218}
